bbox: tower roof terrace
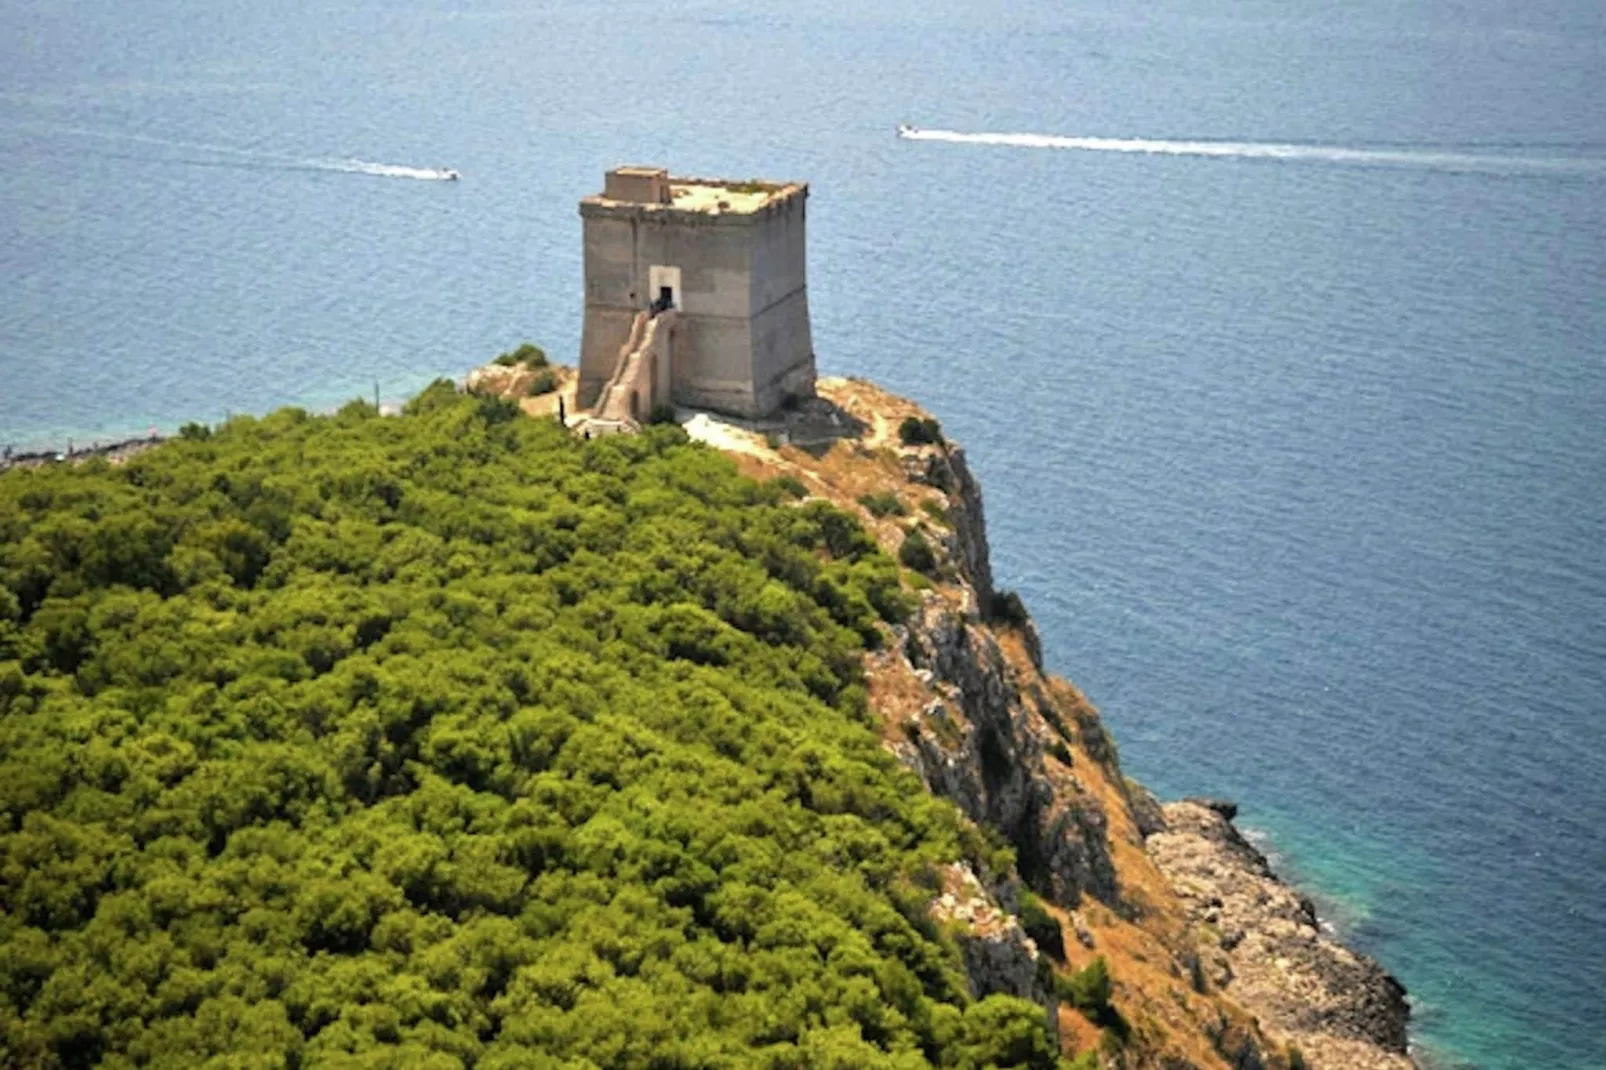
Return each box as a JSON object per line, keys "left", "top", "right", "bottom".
{"left": 583, "top": 167, "right": 806, "bottom": 217}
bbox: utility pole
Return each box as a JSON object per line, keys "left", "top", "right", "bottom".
{"left": 374, "top": 380, "right": 380, "bottom": 412}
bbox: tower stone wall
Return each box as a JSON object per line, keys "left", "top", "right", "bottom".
{"left": 578, "top": 169, "right": 815, "bottom": 420}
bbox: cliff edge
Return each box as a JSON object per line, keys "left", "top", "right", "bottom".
{"left": 693, "top": 376, "right": 1413, "bottom": 1070}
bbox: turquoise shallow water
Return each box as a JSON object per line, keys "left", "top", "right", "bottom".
{"left": 3, "top": 0, "right": 1605, "bottom": 1065}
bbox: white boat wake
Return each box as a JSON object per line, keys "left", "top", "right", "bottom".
{"left": 896, "top": 126, "right": 1606, "bottom": 177}
{"left": 6, "top": 123, "right": 460, "bottom": 181}
{"left": 312, "top": 159, "right": 459, "bottom": 181}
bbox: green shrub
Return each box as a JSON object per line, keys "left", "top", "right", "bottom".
{"left": 477, "top": 393, "right": 521, "bottom": 423}
{"left": 988, "top": 589, "right": 1030, "bottom": 627}
{"left": 1057, "top": 956, "right": 1113, "bottom": 1014}
{"left": 1288, "top": 1045, "right": 1309, "bottom": 1070}
{"left": 771, "top": 474, "right": 808, "bottom": 500}
{"left": 1018, "top": 892, "right": 1065, "bottom": 961}
{"left": 898, "top": 415, "right": 945, "bottom": 447}
{"left": 948, "top": 996, "right": 1063, "bottom": 1070}
{"left": 526, "top": 368, "right": 559, "bottom": 396}
{"left": 920, "top": 498, "right": 950, "bottom": 524}
{"left": 647, "top": 402, "right": 677, "bottom": 425}
{"left": 858, "top": 490, "right": 906, "bottom": 518}
{"left": 899, "top": 528, "right": 937, "bottom": 574}
{"left": 495, "top": 342, "right": 548, "bottom": 368}
{"left": 1057, "top": 956, "right": 1127, "bottom": 1037}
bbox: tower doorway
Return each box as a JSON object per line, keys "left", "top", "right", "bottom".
{"left": 648, "top": 265, "right": 681, "bottom": 314}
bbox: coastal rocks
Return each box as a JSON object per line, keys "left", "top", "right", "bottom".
{"left": 1146, "top": 802, "right": 1412, "bottom": 1070}
{"left": 929, "top": 863, "right": 1059, "bottom": 1041}
{"left": 461, "top": 358, "right": 575, "bottom": 420}
{"left": 1183, "top": 797, "right": 1239, "bottom": 822}
{"left": 0, "top": 432, "right": 166, "bottom": 473}
{"left": 1126, "top": 779, "right": 1170, "bottom": 839}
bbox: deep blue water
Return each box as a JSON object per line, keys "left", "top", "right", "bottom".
{"left": 3, "top": 0, "right": 1604, "bottom": 1065}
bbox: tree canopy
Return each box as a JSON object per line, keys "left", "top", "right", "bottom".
{"left": 0, "top": 383, "right": 1062, "bottom": 1069}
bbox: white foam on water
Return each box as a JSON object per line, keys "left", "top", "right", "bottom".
{"left": 897, "top": 127, "right": 1606, "bottom": 176}
{"left": 316, "top": 159, "right": 459, "bottom": 181}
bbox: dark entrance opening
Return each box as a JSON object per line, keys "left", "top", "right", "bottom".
{"left": 652, "top": 286, "right": 675, "bottom": 315}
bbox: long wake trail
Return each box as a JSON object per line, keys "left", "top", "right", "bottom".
{"left": 310, "top": 159, "right": 457, "bottom": 181}
{"left": 898, "top": 127, "right": 1606, "bottom": 177}
{"left": 4, "top": 123, "right": 459, "bottom": 181}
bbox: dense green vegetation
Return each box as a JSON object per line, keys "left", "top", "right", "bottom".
{"left": 0, "top": 384, "right": 1067, "bottom": 1069}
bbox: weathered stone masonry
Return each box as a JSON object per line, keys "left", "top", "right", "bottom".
{"left": 577, "top": 167, "right": 816, "bottom": 422}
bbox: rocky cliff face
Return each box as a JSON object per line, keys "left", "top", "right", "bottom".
{"left": 931, "top": 862, "right": 1061, "bottom": 1042}
{"left": 690, "top": 377, "right": 1413, "bottom": 1070}
{"left": 892, "top": 592, "right": 1121, "bottom": 910}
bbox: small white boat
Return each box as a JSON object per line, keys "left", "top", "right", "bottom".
{"left": 897, "top": 124, "right": 919, "bottom": 137}
{"left": 443, "top": 169, "right": 460, "bottom": 181}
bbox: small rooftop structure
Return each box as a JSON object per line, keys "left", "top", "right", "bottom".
{"left": 576, "top": 167, "right": 816, "bottom": 424}
{"left": 602, "top": 166, "right": 672, "bottom": 204}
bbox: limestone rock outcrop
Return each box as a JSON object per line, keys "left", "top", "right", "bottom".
{"left": 1146, "top": 802, "right": 1412, "bottom": 1070}
{"left": 929, "top": 863, "right": 1059, "bottom": 1042}
{"left": 889, "top": 598, "right": 1121, "bottom": 908}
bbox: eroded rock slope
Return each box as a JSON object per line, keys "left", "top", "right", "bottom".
{"left": 700, "top": 377, "right": 1413, "bottom": 1070}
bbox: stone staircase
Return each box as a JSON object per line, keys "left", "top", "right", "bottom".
{"left": 575, "top": 310, "right": 677, "bottom": 436}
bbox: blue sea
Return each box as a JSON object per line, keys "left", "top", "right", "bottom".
{"left": 3, "top": 0, "right": 1603, "bottom": 1065}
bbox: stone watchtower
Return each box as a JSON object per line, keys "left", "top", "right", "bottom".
{"left": 578, "top": 167, "right": 816, "bottom": 422}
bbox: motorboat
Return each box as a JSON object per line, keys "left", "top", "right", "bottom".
{"left": 897, "top": 124, "right": 919, "bottom": 137}
{"left": 443, "top": 169, "right": 460, "bottom": 181}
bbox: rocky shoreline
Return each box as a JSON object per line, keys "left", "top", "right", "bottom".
{"left": 0, "top": 431, "right": 167, "bottom": 473}
{"left": 1147, "top": 799, "right": 1413, "bottom": 1069}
